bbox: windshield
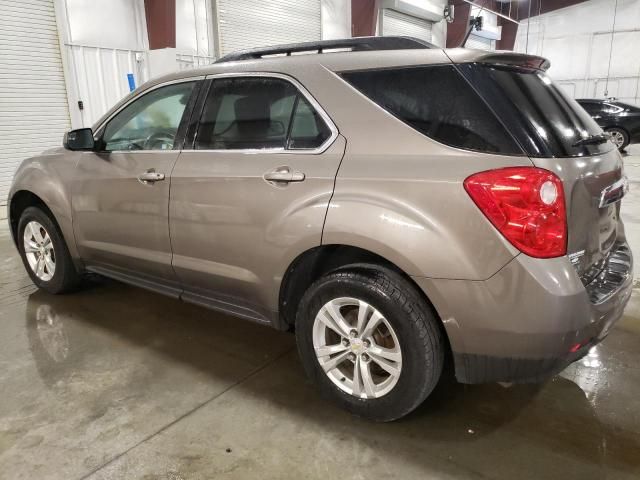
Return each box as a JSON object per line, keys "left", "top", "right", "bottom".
{"left": 459, "top": 64, "right": 614, "bottom": 157}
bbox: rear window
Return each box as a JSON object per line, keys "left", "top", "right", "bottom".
{"left": 458, "top": 64, "right": 613, "bottom": 157}
{"left": 341, "top": 65, "right": 523, "bottom": 155}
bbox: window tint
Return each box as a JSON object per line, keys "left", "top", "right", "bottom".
{"left": 341, "top": 65, "right": 522, "bottom": 155}
{"left": 196, "top": 77, "right": 296, "bottom": 150}
{"left": 195, "top": 77, "right": 332, "bottom": 150}
{"left": 288, "top": 96, "right": 332, "bottom": 149}
{"left": 579, "top": 102, "right": 600, "bottom": 115}
{"left": 103, "top": 82, "right": 195, "bottom": 151}
{"left": 459, "top": 64, "right": 611, "bottom": 157}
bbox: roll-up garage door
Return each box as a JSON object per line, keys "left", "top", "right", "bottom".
{"left": 217, "top": 0, "right": 322, "bottom": 57}
{"left": 0, "top": 0, "right": 71, "bottom": 207}
{"left": 466, "top": 34, "right": 493, "bottom": 51}
{"left": 380, "top": 9, "right": 433, "bottom": 43}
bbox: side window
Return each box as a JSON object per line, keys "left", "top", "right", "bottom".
{"left": 195, "top": 77, "right": 332, "bottom": 151}
{"left": 579, "top": 102, "right": 599, "bottom": 115}
{"left": 288, "top": 96, "right": 332, "bottom": 149}
{"left": 341, "top": 65, "right": 523, "bottom": 155}
{"left": 102, "top": 81, "right": 196, "bottom": 151}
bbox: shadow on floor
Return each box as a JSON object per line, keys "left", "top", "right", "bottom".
{"left": 23, "top": 281, "right": 640, "bottom": 479}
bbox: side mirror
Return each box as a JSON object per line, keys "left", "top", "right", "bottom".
{"left": 63, "top": 128, "right": 95, "bottom": 151}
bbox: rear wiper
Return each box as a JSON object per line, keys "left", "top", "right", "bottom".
{"left": 572, "top": 133, "right": 609, "bottom": 147}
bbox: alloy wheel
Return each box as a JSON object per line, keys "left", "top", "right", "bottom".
{"left": 312, "top": 297, "right": 402, "bottom": 399}
{"left": 23, "top": 221, "right": 56, "bottom": 281}
{"left": 609, "top": 130, "right": 625, "bottom": 148}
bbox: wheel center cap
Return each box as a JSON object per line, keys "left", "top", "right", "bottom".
{"left": 350, "top": 338, "right": 364, "bottom": 354}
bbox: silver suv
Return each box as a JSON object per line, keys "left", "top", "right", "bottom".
{"left": 8, "top": 37, "right": 633, "bottom": 421}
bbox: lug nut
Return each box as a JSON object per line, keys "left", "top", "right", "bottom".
{"left": 362, "top": 353, "right": 370, "bottom": 362}
{"left": 363, "top": 340, "right": 370, "bottom": 348}
{"left": 348, "top": 353, "right": 357, "bottom": 362}
{"left": 349, "top": 329, "right": 358, "bottom": 338}
{"left": 342, "top": 338, "right": 349, "bottom": 347}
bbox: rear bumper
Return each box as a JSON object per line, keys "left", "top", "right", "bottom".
{"left": 414, "top": 242, "right": 633, "bottom": 384}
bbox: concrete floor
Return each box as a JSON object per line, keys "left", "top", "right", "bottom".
{"left": 1, "top": 149, "right": 640, "bottom": 480}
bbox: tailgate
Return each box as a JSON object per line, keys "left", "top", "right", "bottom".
{"left": 533, "top": 148, "right": 626, "bottom": 279}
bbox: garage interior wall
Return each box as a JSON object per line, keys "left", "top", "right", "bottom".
{"left": 57, "top": 0, "right": 150, "bottom": 128}
{"left": 372, "top": 0, "right": 448, "bottom": 47}
{"left": 215, "top": 0, "right": 323, "bottom": 56}
{"left": 514, "top": 0, "right": 640, "bottom": 106}
{"left": 467, "top": 6, "right": 499, "bottom": 50}
{"left": 0, "top": 0, "right": 73, "bottom": 216}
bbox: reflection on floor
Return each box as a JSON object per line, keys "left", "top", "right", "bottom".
{"left": 1, "top": 146, "right": 640, "bottom": 479}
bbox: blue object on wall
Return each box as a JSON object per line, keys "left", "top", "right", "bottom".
{"left": 127, "top": 73, "right": 136, "bottom": 92}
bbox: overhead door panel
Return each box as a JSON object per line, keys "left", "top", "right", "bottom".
{"left": 466, "top": 34, "right": 493, "bottom": 51}
{"left": 380, "top": 9, "right": 433, "bottom": 43}
{"left": 0, "top": 0, "right": 71, "bottom": 206}
{"left": 217, "top": 0, "right": 322, "bottom": 56}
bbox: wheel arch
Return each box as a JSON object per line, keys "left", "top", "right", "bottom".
{"left": 278, "top": 243, "right": 453, "bottom": 360}
{"left": 8, "top": 189, "right": 81, "bottom": 270}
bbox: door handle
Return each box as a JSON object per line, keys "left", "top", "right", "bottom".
{"left": 138, "top": 170, "right": 165, "bottom": 184}
{"left": 263, "top": 166, "right": 305, "bottom": 184}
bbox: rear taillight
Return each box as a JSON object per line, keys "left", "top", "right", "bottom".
{"left": 464, "top": 167, "right": 567, "bottom": 258}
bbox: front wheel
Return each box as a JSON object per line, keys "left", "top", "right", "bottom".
{"left": 606, "top": 127, "right": 629, "bottom": 151}
{"left": 17, "top": 206, "right": 81, "bottom": 294}
{"left": 296, "top": 267, "right": 444, "bottom": 421}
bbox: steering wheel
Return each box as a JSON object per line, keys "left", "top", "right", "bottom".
{"left": 143, "top": 130, "right": 176, "bottom": 150}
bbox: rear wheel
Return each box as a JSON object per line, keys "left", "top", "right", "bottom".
{"left": 17, "top": 206, "right": 81, "bottom": 294}
{"left": 296, "top": 267, "right": 444, "bottom": 421}
{"left": 606, "top": 127, "right": 629, "bottom": 151}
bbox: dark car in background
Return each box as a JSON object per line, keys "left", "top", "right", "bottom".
{"left": 577, "top": 99, "right": 640, "bottom": 151}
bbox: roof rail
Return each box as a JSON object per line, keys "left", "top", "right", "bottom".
{"left": 215, "top": 36, "right": 435, "bottom": 63}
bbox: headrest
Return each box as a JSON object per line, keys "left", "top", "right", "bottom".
{"left": 234, "top": 94, "right": 270, "bottom": 122}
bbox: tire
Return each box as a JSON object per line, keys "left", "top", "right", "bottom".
{"left": 17, "top": 206, "right": 81, "bottom": 294}
{"left": 295, "top": 266, "right": 444, "bottom": 422}
{"left": 606, "top": 127, "right": 629, "bottom": 151}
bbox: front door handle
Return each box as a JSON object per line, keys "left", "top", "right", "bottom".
{"left": 263, "top": 166, "right": 305, "bottom": 184}
{"left": 138, "top": 170, "right": 165, "bottom": 184}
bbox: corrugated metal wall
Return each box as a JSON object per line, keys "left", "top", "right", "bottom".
{"left": 65, "top": 44, "right": 148, "bottom": 127}
{"left": 217, "top": 0, "right": 322, "bottom": 56}
{"left": 380, "top": 9, "right": 433, "bottom": 43}
{"left": 0, "top": 0, "right": 71, "bottom": 206}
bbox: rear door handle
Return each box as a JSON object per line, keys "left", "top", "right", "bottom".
{"left": 138, "top": 170, "right": 165, "bottom": 184}
{"left": 263, "top": 166, "right": 305, "bottom": 184}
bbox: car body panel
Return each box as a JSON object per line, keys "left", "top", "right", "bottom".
{"left": 170, "top": 135, "right": 346, "bottom": 318}
{"left": 69, "top": 149, "right": 181, "bottom": 289}
{"left": 8, "top": 148, "right": 82, "bottom": 269}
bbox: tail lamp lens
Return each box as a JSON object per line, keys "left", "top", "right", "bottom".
{"left": 464, "top": 167, "right": 567, "bottom": 258}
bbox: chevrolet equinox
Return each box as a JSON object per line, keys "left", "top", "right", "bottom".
{"left": 8, "top": 37, "right": 633, "bottom": 421}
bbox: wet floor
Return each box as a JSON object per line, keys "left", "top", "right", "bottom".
{"left": 1, "top": 149, "right": 640, "bottom": 479}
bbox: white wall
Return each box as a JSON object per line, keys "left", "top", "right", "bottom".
{"left": 65, "top": 0, "right": 147, "bottom": 50}
{"left": 176, "top": 0, "right": 214, "bottom": 56}
{"left": 514, "top": 0, "right": 640, "bottom": 106}
{"left": 322, "top": 0, "right": 352, "bottom": 39}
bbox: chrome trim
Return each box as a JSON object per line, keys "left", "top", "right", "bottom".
{"left": 583, "top": 242, "right": 632, "bottom": 305}
{"left": 598, "top": 176, "right": 629, "bottom": 208}
{"left": 93, "top": 76, "right": 206, "bottom": 138}
{"left": 186, "top": 71, "right": 339, "bottom": 155}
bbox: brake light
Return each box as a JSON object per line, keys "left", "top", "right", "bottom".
{"left": 464, "top": 167, "right": 566, "bottom": 258}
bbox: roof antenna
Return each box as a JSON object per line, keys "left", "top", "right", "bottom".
{"left": 604, "top": 0, "right": 619, "bottom": 98}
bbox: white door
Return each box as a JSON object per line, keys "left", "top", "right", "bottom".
{"left": 217, "top": 0, "right": 322, "bottom": 56}
{"left": 0, "top": 0, "right": 71, "bottom": 207}
{"left": 380, "top": 9, "right": 433, "bottom": 43}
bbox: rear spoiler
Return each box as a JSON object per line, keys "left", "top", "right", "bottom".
{"left": 445, "top": 49, "right": 551, "bottom": 72}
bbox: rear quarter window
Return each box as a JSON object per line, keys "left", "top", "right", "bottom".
{"left": 340, "top": 65, "right": 523, "bottom": 155}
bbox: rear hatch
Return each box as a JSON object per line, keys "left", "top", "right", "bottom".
{"left": 456, "top": 58, "right": 626, "bottom": 279}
